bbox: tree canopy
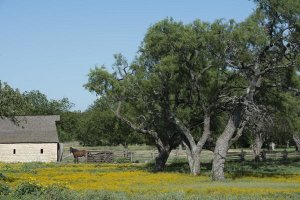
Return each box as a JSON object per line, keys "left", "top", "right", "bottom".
{"left": 85, "top": 0, "right": 300, "bottom": 179}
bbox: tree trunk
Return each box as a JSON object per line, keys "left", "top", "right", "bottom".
{"left": 184, "top": 143, "right": 193, "bottom": 173}
{"left": 155, "top": 147, "right": 171, "bottom": 171}
{"left": 115, "top": 100, "right": 178, "bottom": 171}
{"left": 212, "top": 108, "right": 243, "bottom": 181}
{"left": 183, "top": 143, "right": 201, "bottom": 175}
{"left": 175, "top": 114, "right": 211, "bottom": 175}
{"left": 252, "top": 133, "right": 264, "bottom": 161}
{"left": 212, "top": 123, "right": 235, "bottom": 180}
{"left": 293, "top": 134, "right": 300, "bottom": 152}
{"left": 190, "top": 150, "right": 201, "bottom": 175}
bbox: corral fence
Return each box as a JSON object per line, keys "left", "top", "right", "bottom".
{"left": 62, "top": 144, "right": 300, "bottom": 163}
{"left": 86, "top": 150, "right": 113, "bottom": 163}
{"left": 226, "top": 150, "right": 300, "bottom": 162}
{"left": 80, "top": 148, "right": 188, "bottom": 163}
{"left": 81, "top": 149, "right": 300, "bottom": 163}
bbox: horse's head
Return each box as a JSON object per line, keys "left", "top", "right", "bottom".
{"left": 69, "top": 147, "right": 73, "bottom": 153}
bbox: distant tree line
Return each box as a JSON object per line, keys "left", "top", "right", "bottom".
{"left": 0, "top": 82, "right": 73, "bottom": 117}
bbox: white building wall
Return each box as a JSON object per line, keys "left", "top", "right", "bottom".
{"left": 0, "top": 143, "right": 57, "bottom": 163}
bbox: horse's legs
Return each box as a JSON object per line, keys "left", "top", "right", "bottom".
{"left": 73, "top": 156, "right": 78, "bottom": 163}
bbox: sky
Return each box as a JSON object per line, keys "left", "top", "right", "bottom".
{"left": 0, "top": 0, "right": 255, "bottom": 111}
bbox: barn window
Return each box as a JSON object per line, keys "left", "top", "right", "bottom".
{"left": 40, "top": 149, "right": 43, "bottom": 154}
{"left": 13, "top": 149, "right": 16, "bottom": 154}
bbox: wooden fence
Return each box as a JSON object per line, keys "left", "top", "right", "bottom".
{"left": 117, "top": 149, "right": 300, "bottom": 162}
{"left": 82, "top": 149, "right": 187, "bottom": 163}
{"left": 226, "top": 150, "right": 300, "bottom": 161}
{"left": 86, "top": 151, "right": 113, "bottom": 163}
{"left": 64, "top": 147, "right": 300, "bottom": 163}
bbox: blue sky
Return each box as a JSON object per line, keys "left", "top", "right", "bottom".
{"left": 0, "top": 0, "right": 255, "bottom": 111}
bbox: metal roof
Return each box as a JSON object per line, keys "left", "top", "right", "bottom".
{"left": 0, "top": 115, "right": 60, "bottom": 143}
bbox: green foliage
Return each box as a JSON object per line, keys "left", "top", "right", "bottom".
{"left": 23, "top": 90, "right": 74, "bottom": 115}
{"left": 58, "top": 111, "right": 82, "bottom": 142}
{"left": 76, "top": 99, "right": 146, "bottom": 146}
{"left": 0, "top": 81, "right": 28, "bottom": 117}
{"left": 19, "top": 162, "right": 45, "bottom": 174}
{"left": 14, "top": 182, "right": 42, "bottom": 196}
{"left": 0, "top": 183, "right": 10, "bottom": 196}
{"left": 85, "top": 6, "right": 300, "bottom": 173}
{"left": 41, "top": 184, "right": 75, "bottom": 200}
{"left": 0, "top": 173, "right": 6, "bottom": 181}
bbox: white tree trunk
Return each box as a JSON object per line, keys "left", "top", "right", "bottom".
{"left": 212, "top": 107, "right": 243, "bottom": 181}
{"left": 175, "top": 114, "right": 211, "bottom": 175}
{"left": 212, "top": 118, "right": 236, "bottom": 180}
{"left": 252, "top": 133, "right": 264, "bottom": 161}
{"left": 183, "top": 143, "right": 201, "bottom": 175}
{"left": 293, "top": 134, "right": 300, "bottom": 152}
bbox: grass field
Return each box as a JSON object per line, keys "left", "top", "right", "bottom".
{"left": 0, "top": 157, "right": 300, "bottom": 200}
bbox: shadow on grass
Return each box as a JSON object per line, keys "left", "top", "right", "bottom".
{"left": 132, "top": 157, "right": 300, "bottom": 179}
{"left": 225, "top": 158, "right": 300, "bottom": 179}
{"left": 138, "top": 159, "right": 212, "bottom": 174}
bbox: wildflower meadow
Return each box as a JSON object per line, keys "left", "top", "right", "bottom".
{"left": 0, "top": 159, "right": 299, "bottom": 200}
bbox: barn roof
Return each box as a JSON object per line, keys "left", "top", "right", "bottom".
{"left": 0, "top": 115, "right": 60, "bottom": 143}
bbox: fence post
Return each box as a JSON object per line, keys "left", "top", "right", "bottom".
{"left": 261, "top": 150, "right": 266, "bottom": 161}
{"left": 282, "top": 150, "right": 288, "bottom": 160}
{"left": 239, "top": 149, "right": 246, "bottom": 161}
{"left": 130, "top": 152, "right": 134, "bottom": 162}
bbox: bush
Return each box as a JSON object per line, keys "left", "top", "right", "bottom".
{"left": 0, "top": 173, "right": 6, "bottom": 181}
{"left": 0, "top": 183, "right": 10, "bottom": 196}
{"left": 41, "top": 184, "right": 76, "bottom": 200}
{"left": 20, "top": 162, "right": 44, "bottom": 173}
{"left": 14, "top": 182, "right": 42, "bottom": 196}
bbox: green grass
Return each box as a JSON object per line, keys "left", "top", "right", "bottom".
{"left": 0, "top": 158, "right": 299, "bottom": 199}
{"left": 1, "top": 191, "right": 299, "bottom": 200}
{"left": 1, "top": 143, "right": 299, "bottom": 199}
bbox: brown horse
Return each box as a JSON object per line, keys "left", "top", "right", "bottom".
{"left": 70, "top": 147, "right": 87, "bottom": 163}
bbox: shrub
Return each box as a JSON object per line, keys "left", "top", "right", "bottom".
{"left": 20, "top": 162, "right": 44, "bottom": 173}
{"left": 0, "top": 173, "right": 6, "bottom": 181}
{"left": 41, "top": 184, "right": 76, "bottom": 200}
{"left": 14, "top": 182, "right": 42, "bottom": 196}
{"left": 0, "top": 183, "right": 10, "bottom": 196}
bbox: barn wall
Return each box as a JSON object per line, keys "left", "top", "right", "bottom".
{"left": 0, "top": 143, "right": 57, "bottom": 163}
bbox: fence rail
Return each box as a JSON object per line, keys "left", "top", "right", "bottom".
{"left": 226, "top": 150, "right": 300, "bottom": 161}
{"left": 63, "top": 147, "right": 300, "bottom": 163}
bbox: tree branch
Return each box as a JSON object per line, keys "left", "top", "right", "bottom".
{"left": 113, "top": 100, "right": 163, "bottom": 147}
{"left": 258, "top": 63, "right": 294, "bottom": 76}
{"left": 229, "top": 119, "right": 248, "bottom": 146}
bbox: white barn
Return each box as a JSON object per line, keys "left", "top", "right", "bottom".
{"left": 0, "top": 115, "right": 63, "bottom": 163}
